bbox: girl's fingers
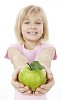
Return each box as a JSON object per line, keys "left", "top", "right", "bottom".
{"left": 11, "top": 80, "right": 24, "bottom": 88}
{"left": 35, "top": 88, "right": 49, "bottom": 95}
{"left": 36, "top": 87, "right": 42, "bottom": 92}
{"left": 21, "top": 90, "right": 32, "bottom": 95}
{"left": 16, "top": 86, "right": 32, "bottom": 95}
{"left": 11, "top": 69, "right": 33, "bottom": 95}
{"left": 40, "top": 78, "right": 55, "bottom": 90}
{"left": 11, "top": 68, "right": 25, "bottom": 88}
{"left": 40, "top": 88, "right": 49, "bottom": 94}
{"left": 16, "top": 86, "right": 29, "bottom": 93}
{"left": 34, "top": 91, "right": 43, "bottom": 96}
{"left": 35, "top": 78, "right": 55, "bottom": 95}
{"left": 36, "top": 87, "right": 47, "bottom": 93}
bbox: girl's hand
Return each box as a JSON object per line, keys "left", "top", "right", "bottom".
{"left": 34, "top": 69, "right": 55, "bottom": 95}
{"left": 11, "top": 68, "right": 32, "bottom": 95}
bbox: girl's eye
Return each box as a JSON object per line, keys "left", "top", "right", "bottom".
{"left": 35, "top": 22, "right": 41, "bottom": 24}
{"left": 24, "top": 21, "right": 30, "bottom": 24}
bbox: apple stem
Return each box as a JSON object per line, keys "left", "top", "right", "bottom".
{"left": 27, "top": 63, "right": 32, "bottom": 70}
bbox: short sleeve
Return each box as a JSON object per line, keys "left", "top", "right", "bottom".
{"left": 53, "top": 51, "right": 57, "bottom": 60}
{"left": 4, "top": 43, "right": 22, "bottom": 59}
{"left": 42, "top": 43, "right": 57, "bottom": 60}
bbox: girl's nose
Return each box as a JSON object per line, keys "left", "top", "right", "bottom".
{"left": 30, "top": 23, "right": 36, "bottom": 29}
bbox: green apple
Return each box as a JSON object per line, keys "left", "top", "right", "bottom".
{"left": 18, "top": 61, "right": 47, "bottom": 91}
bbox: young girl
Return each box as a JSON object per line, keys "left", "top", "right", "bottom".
{"left": 5, "top": 5, "right": 57, "bottom": 100}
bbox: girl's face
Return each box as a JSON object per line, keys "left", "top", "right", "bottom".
{"left": 21, "top": 14, "right": 43, "bottom": 42}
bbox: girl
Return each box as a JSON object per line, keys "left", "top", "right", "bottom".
{"left": 5, "top": 5, "right": 57, "bottom": 100}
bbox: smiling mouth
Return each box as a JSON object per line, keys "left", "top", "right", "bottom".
{"left": 27, "top": 32, "right": 37, "bottom": 35}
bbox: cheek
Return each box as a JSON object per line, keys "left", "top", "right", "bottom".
{"left": 40, "top": 25, "right": 43, "bottom": 34}
{"left": 22, "top": 27, "right": 26, "bottom": 34}
{"left": 22, "top": 25, "right": 28, "bottom": 32}
{"left": 38, "top": 28, "right": 43, "bottom": 34}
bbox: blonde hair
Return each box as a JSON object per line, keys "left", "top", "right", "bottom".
{"left": 15, "top": 5, "right": 49, "bottom": 43}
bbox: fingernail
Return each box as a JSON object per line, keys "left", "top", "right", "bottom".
{"left": 20, "top": 84, "right": 24, "bottom": 87}
{"left": 40, "top": 85, "right": 44, "bottom": 88}
{"left": 25, "top": 86, "right": 29, "bottom": 90}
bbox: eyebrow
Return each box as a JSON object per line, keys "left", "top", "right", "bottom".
{"left": 36, "top": 19, "right": 42, "bottom": 21}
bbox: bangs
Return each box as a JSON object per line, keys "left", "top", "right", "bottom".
{"left": 23, "top": 6, "right": 42, "bottom": 20}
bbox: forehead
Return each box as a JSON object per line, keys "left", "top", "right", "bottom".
{"left": 25, "top": 13, "right": 42, "bottom": 21}
{"left": 25, "top": 15, "right": 42, "bottom": 20}
{"left": 23, "top": 7, "right": 43, "bottom": 20}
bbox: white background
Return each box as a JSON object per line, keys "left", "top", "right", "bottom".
{"left": 0, "top": 0, "right": 62, "bottom": 100}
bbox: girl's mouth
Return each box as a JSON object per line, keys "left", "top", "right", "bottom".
{"left": 27, "top": 32, "right": 37, "bottom": 35}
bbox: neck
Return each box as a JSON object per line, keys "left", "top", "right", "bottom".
{"left": 24, "top": 41, "right": 39, "bottom": 50}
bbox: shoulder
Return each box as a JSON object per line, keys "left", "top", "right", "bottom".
{"left": 41, "top": 42, "right": 56, "bottom": 52}
{"left": 41, "top": 42, "right": 55, "bottom": 49}
{"left": 7, "top": 43, "right": 22, "bottom": 51}
{"left": 8, "top": 43, "right": 22, "bottom": 53}
{"left": 9, "top": 43, "right": 22, "bottom": 49}
{"left": 5, "top": 43, "right": 22, "bottom": 59}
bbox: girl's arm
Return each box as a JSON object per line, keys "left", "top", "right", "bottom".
{"left": 35, "top": 47, "right": 55, "bottom": 69}
{"left": 34, "top": 47, "right": 55, "bottom": 95}
{"left": 8, "top": 47, "right": 28, "bottom": 69}
{"left": 8, "top": 47, "right": 32, "bottom": 95}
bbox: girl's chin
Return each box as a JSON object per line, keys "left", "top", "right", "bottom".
{"left": 26, "top": 38, "right": 39, "bottom": 42}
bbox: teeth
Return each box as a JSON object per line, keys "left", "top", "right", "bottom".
{"left": 28, "top": 32, "right": 37, "bottom": 34}
{"left": 31, "top": 32, "right": 36, "bottom": 35}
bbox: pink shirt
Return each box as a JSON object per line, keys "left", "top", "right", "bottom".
{"left": 5, "top": 43, "right": 57, "bottom": 100}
